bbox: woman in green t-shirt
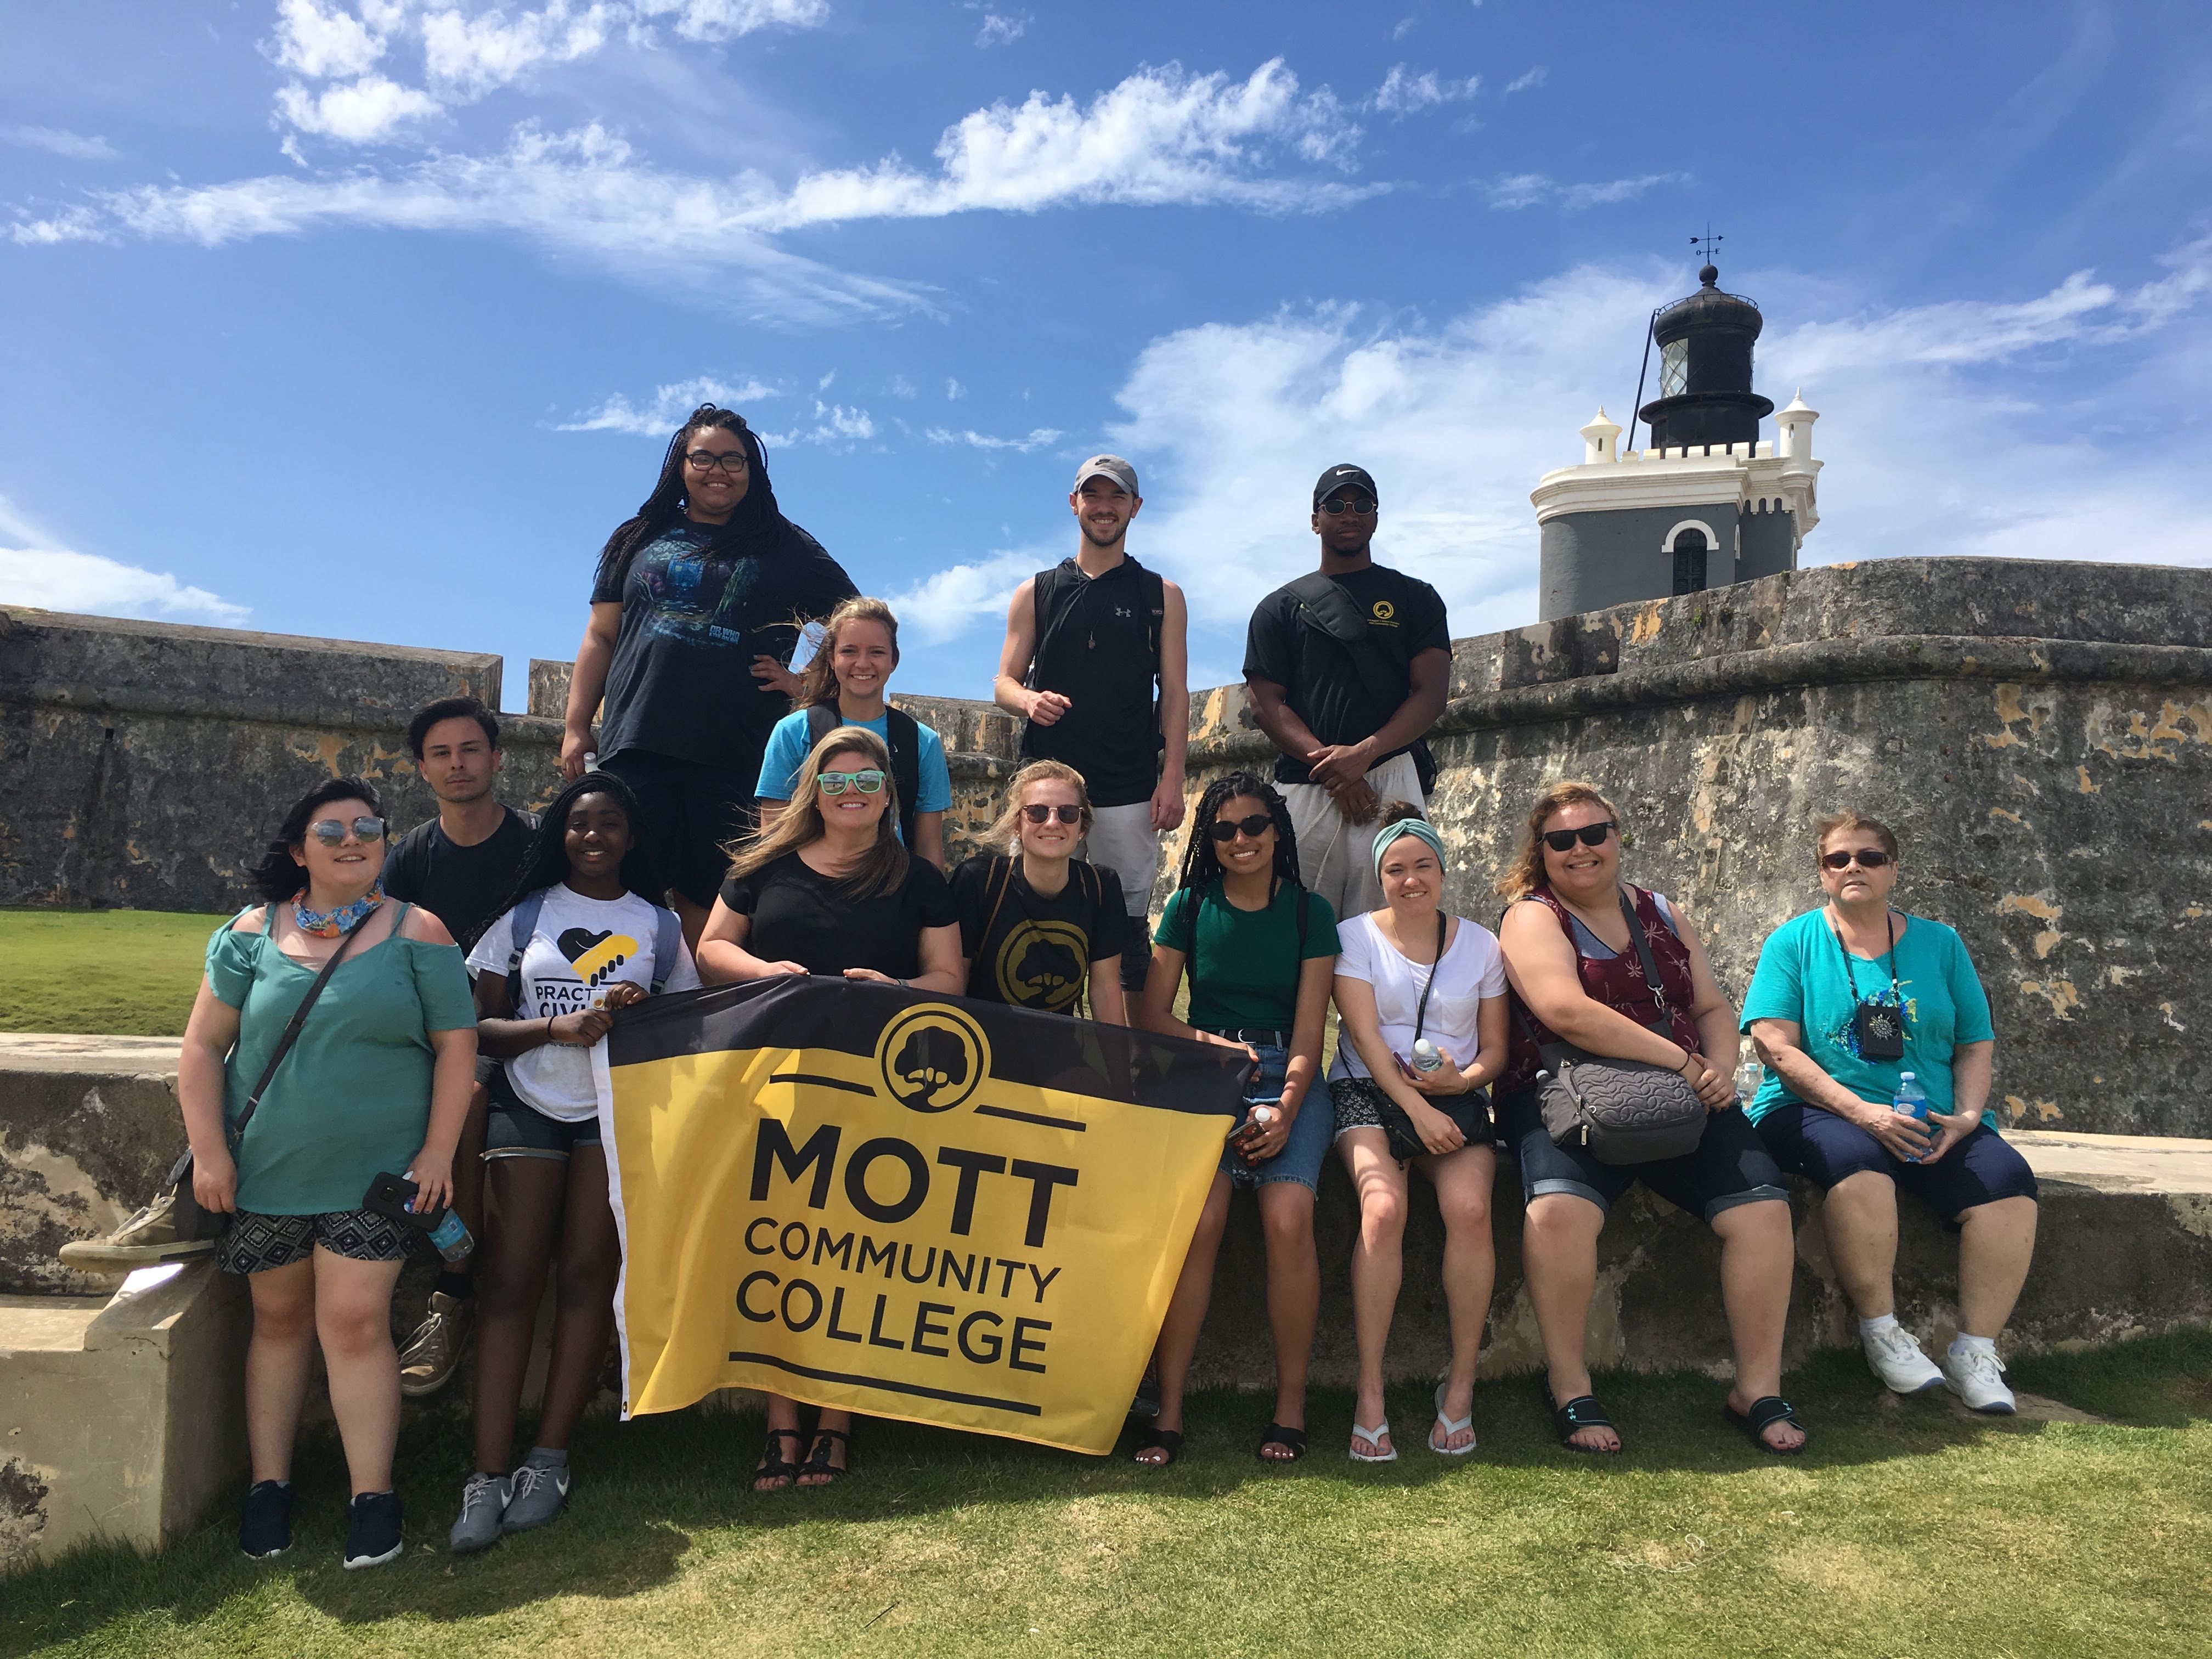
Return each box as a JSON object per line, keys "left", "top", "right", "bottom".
{"left": 177, "top": 777, "right": 477, "bottom": 1571}
{"left": 1134, "top": 771, "right": 1339, "bottom": 1468}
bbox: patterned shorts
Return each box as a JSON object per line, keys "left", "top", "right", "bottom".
{"left": 217, "top": 1207, "right": 415, "bottom": 1274}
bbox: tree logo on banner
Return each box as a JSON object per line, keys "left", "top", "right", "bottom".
{"left": 874, "top": 1002, "right": 991, "bottom": 1114}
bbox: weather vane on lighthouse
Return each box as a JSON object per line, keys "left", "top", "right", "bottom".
{"left": 1692, "top": 227, "right": 1723, "bottom": 273}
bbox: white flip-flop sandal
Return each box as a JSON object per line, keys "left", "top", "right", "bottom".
{"left": 1429, "top": 1381, "right": 1476, "bottom": 1456}
{"left": 1348, "top": 1421, "right": 1397, "bottom": 1463}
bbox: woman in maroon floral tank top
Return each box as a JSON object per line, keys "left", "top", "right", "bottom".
{"left": 1495, "top": 782, "right": 1806, "bottom": 1457}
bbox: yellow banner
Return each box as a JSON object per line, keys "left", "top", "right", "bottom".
{"left": 596, "top": 977, "right": 1244, "bottom": 1454}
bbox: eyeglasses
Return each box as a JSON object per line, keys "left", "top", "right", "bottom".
{"left": 1541, "top": 822, "right": 1616, "bottom": 853}
{"left": 1022, "top": 804, "right": 1084, "bottom": 825}
{"left": 817, "top": 769, "right": 885, "bottom": 796}
{"left": 308, "top": 816, "right": 386, "bottom": 846}
{"left": 1320, "top": 495, "right": 1376, "bottom": 516}
{"left": 1206, "top": 812, "right": 1274, "bottom": 843}
{"left": 684, "top": 449, "right": 748, "bottom": 475}
{"left": 1821, "top": 848, "right": 1892, "bottom": 870}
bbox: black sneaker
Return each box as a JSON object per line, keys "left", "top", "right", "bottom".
{"left": 343, "top": 1491, "right": 404, "bottom": 1570}
{"left": 239, "top": 1480, "right": 293, "bottom": 1560}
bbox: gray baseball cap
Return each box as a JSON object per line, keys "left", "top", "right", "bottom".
{"left": 1073, "top": 454, "right": 1139, "bottom": 495}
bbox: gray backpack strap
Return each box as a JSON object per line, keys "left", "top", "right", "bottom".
{"left": 805, "top": 702, "right": 839, "bottom": 746}
{"left": 505, "top": 889, "right": 546, "bottom": 1012}
{"left": 649, "top": 905, "right": 682, "bottom": 994}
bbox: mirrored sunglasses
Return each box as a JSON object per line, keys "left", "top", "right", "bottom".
{"left": 1821, "top": 848, "right": 1892, "bottom": 870}
{"left": 817, "top": 769, "right": 885, "bottom": 796}
{"left": 1022, "top": 804, "right": 1083, "bottom": 825}
{"left": 309, "top": 815, "right": 386, "bottom": 845}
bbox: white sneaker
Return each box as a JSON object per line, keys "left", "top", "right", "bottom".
{"left": 1861, "top": 1323, "right": 1945, "bottom": 1395}
{"left": 1942, "top": 1345, "right": 2017, "bottom": 1414}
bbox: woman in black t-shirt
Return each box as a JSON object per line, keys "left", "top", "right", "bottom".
{"left": 950, "top": 760, "right": 1128, "bottom": 1020}
{"left": 696, "top": 725, "right": 960, "bottom": 1491}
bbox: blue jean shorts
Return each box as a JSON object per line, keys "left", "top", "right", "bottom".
{"left": 484, "top": 1067, "right": 601, "bottom": 1161}
{"left": 1216, "top": 1042, "right": 1334, "bottom": 1193}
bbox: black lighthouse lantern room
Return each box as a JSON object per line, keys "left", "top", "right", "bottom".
{"left": 1636, "top": 264, "right": 1774, "bottom": 452}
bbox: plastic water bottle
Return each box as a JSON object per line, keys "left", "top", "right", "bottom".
{"left": 1734, "top": 1058, "right": 1763, "bottom": 1106}
{"left": 406, "top": 1198, "right": 474, "bottom": 1262}
{"left": 1892, "top": 1072, "right": 1931, "bottom": 1163}
{"left": 1411, "top": 1039, "right": 1443, "bottom": 1074}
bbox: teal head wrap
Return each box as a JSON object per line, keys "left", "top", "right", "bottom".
{"left": 1372, "top": 816, "right": 1446, "bottom": 880}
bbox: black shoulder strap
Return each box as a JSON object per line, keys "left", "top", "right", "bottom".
{"left": 1024, "top": 563, "right": 1077, "bottom": 692}
{"left": 232, "top": 902, "right": 381, "bottom": 1146}
{"left": 1138, "top": 561, "right": 1165, "bottom": 666}
{"left": 885, "top": 705, "right": 922, "bottom": 848}
{"left": 1286, "top": 571, "right": 1402, "bottom": 708}
{"left": 805, "top": 702, "right": 838, "bottom": 744}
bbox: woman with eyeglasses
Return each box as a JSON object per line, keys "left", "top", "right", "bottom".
{"left": 952, "top": 760, "right": 1128, "bottom": 1019}
{"left": 176, "top": 777, "right": 476, "bottom": 1568}
{"left": 1132, "top": 771, "right": 1340, "bottom": 1468}
{"left": 1741, "top": 811, "right": 2036, "bottom": 1413}
{"left": 562, "top": 404, "right": 856, "bottom": 948}
{"left": 1329, "top": 804, "right": 1507, "bottom": 1462}
{"left": 696, "top": 726, "right": 961, "bottom": 1489}
{"left": 1495, "top": 781, "right": 1804, "bottom": 1456}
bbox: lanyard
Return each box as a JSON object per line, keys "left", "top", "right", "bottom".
{"left": 1829, "top": 909, "right": 1898, "bottom": 1003}
{"left": 1410, "top": 910, "right": 1448, "bottom": 1043}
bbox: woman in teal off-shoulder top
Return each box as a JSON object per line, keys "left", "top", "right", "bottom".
{"left": 177, "top": 777, "right": 476, "bottom": 1570}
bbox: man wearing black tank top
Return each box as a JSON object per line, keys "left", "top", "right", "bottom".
{"left": 993, "top": 454, "right": 1189, "bottom": 993}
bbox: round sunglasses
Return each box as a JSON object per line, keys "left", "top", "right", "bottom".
{"left": 1206, "top": 812, "right": 1274, "bottom": 843}
{"left": 1541, "top": 821, "right": 1616, "bottom": 853}
{"left": 308, "top": 815, "right": 386, "bottom": 846}
{"left": 1022, "top": 804, "right": 1084, "bottom": 825}
{"left": 1821, "top": 848, "right": 1892, "bottom": 870}
{"left": 817, "top": 769, "right": 885, "bottom": 796}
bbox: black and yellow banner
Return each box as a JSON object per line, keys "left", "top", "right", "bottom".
{"left": 595, "top": 977, "right": 1246, "bottom": 1454}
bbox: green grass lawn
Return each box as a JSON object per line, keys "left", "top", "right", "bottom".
{"left": 0, "top": 910, "right": 232, "bottom": 1036}
{"left": 7, "top": 1334, "right": 2208, "bottom": 1658}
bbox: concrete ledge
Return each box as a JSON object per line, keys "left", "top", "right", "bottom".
{"left": 0, "top": 1261, "right": 250, "bottom": 1572}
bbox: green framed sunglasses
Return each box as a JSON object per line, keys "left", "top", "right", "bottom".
{"left": 817, "top": 769, "right": 885, "bottom": 797}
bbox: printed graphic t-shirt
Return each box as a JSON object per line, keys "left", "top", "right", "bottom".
{"left": 718, "top": 851, "right": 958, "bottom": 981}
{"left": 465, "top": 884, "right": 702, "bottom": 1121}
{"left": 754, "top": 706, "right": 954, "bottom": 839}
{"left": 380, "top": 806, "right": 535, "bottom": 946}
{"left": 1242, "top": 563, "right": 1450, "bottom": 785}
{"left": 951, "top": 854, "right": 1127, "bottom": 1013}
{"left": 1739, "top": 909, "right": 1997, "bottom": 1128}
{"left": 592, "top": 520, "right": 857, "bottom": 779}
{"left": 1154, "top": 881, "right": 1340, "bottom": 1032}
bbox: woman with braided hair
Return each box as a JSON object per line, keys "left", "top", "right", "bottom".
{"left": 1132, "top": 771, "right": 1339, "bottom": 1468}
{"left": 561, "top": 404, "right": 856, "bottom": 948}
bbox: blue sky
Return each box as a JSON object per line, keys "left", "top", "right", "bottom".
{"left": 3, "top": 1, "right": 2208, "bottom": 707}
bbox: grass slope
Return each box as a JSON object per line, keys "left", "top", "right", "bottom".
{"left": 0, "top": 911, "right": 232, "bottom": 1036}
{"left": 5, "top": 1336, "right": 2208, "bottom": 1658}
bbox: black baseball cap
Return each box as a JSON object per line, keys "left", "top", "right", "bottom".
{"left": 1313, "top": 464, "right": 1378, "bottom": 508}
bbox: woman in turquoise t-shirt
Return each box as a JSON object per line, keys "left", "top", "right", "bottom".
{"left": 754, "top": 597, "right": 950, "bottom": 867}
{"left": 1741, "top": 811, "right": 2038, "bottom": 1414}
{"left": 1134, "top": 771, "right": 1339, "bottom": 1469}
{"left": 178, "top": 777, "right": 477, "bottom": 1570}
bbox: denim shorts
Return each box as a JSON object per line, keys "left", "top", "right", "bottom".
{"left": 1216, "top": 1042, "right": 1334, "bottom": 1193}
{"left": 1754, "top": 1100, "right": 2038, "bottom": 1223}
{"left": 485, "top": 1068, "right": 602, "bottom": 1161}
{"left": 1497, "top": 1082, "right": 1789, "bottom": 1223}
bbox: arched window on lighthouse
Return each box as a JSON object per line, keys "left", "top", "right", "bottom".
{"left": 1671, "top": 528, "right": 1708, "bottom": 594}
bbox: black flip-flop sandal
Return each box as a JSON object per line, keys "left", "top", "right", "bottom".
{"left": 799, "top": 1427, "right": 851, "bottom": 1485}
{"left": 1725, "top": 1396, "right": 1806, "bottom": 1455}
{"left": 1544, "top": 1384, "right": 1622, "bottom": 1455}
{"left": 1256, "top": 1423, "right": 1308, "bottom": 1463}
{"left": 754, "top": 1428, "right": 803, "bottom": 1489}
{"left": 1131, "top": 1427, "right": 1183, "bottom": 1468}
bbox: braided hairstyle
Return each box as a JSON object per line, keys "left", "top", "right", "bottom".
{"left": 465, "top": 771, "right": 667, "bottom": 952}
{"left": 592, "top": 404, "right": 785, "bottom": 596}
{"left": 1175, "top": 770, "right": 1302, "bottom": 896}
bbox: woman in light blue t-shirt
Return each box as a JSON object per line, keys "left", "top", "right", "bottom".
{"left": 755, "top": 597, "right": 950, "bottom": 867}
{"left": 1741, "top": 811, "right": 2038, "bottom": 1415}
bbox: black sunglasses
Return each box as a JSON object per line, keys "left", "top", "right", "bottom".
{"left": 1319, "top": 495, "right": 1376, "bottom": 516}
{"left": 1206, "top": 812, "right": 1274, "bottom": 843}
{"left": 1022, "top": 804, "right": 1083, "bottom": 825}
{"left": 1821, "top": 848, "right": 1893, "bottom": 870}
{"left": 1541, "top": 822, "right": 1616, "bottom": 853}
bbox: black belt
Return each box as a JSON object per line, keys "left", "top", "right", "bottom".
{"left": 1200, "top": 1026, "right": 1290, "bottom": 1048}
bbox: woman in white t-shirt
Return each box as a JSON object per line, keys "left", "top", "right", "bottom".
{"left": 445, "top": 773, "right": 699, "bottom": 1555}
{"left": 1329, "top": 804, "right": 1508, "bottom": 1463}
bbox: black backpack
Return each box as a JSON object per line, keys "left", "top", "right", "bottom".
{"left": 806, "top": 702, "right": 923, "bottom": 849}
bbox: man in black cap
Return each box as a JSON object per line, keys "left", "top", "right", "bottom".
{"left": 1243, "top": 464, "right": 1451, "bottom": 921}
{"left": 994, "top": 454, "right": 1189, "bottom": 992}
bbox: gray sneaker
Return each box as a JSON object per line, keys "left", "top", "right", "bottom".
{"left": 500, "top": 1462, "right": 571, "bottom": 1534}
{"left": 447, "top": 1472, "right": 509, "bottom": 1555}
{"left": 58, "top": 1191, "right": 215, "bottom": 1269}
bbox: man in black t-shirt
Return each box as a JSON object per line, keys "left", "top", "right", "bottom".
{"left": 381, "top": 695, "right": 535, "bottom": 1400}
{"left": 992, "top": 455, "right": 1188, "bottom": 994}
{"left": 1243, "top": 464, "right": 1451, "bottom": 923}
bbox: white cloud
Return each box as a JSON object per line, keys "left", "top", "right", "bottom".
{"left": 946, "top": 379, "right": 967, "bottom": 400}
{"left": 0, "top": 498, "right": 249, "bottom": 625}
{"left": 924, "top": 426, "right": 1063, "bottom": 452}
{"left": 275, "top": 74, "right": 443, "bottom": 143}
{"left": 0, "top": 125, "right": 120, "bottom": 161}
{"left": 558, "top": 373, "right": 779, "bottom": 433}
{"left": 1487, "top": 171, "right": 1688, "bottom": 212}
{"left": 420, "top": 2, "right": 613, "bottom": 98}
{"left": 1373, "top": 65, "right": 1479, "bottom": 116}
{"left": 269, "top": 0, "right": 388, "bottom": 79}
{"left": 975, "top": 11, "right": 1026, "bottom": 48}
{"left": 631, "top": 0, "right": 828, "bottom": 41}
{"left": 888, "top": 547, "right": 1046, "bottom": 646}
{"left": 1504, "top": 65, "right": 1547, "bottom": 94}
{"left": 759, "top": 398, "right": 876, "bottom": 447}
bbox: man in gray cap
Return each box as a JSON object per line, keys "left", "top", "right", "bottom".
{"left": 993, "top": 455, "right": 1189, "bottom": 992}
{"left": 1244, "top": 464, "right": 1451, "bottom": 921}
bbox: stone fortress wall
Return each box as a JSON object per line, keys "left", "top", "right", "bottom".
{"left": 5, "top": 555, "right": 2209, "bottom": 1138}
